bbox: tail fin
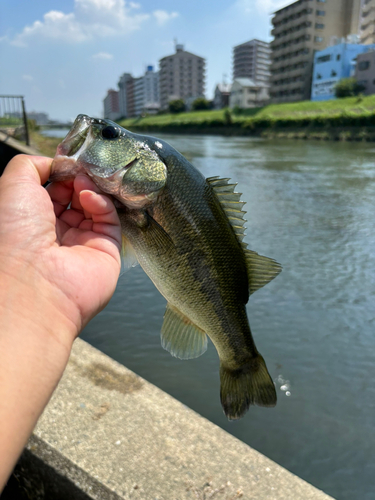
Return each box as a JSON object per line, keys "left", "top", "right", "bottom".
{"left": 220, "top": 354, "right": 277, "bottom": 420}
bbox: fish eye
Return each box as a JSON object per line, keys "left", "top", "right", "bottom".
{"left": 101, "top": 125, "right": 120, "bottom": 139}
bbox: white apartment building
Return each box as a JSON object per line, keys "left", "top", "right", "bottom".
{"left": 118, "top": 67, "right": 160, "bottom": 117}
{"left": 233, "top": 39, "right": 271, "bottom": 86}
{"left": 143, "top": 66, "right": 160, "bottom": 113}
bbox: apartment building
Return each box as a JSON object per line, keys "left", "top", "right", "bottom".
{"left": 118, "top": 67, "right": 159, "bottom": 117}
{"left": 159, "top": 44, "right": 205, "bottom": 110}
{"left": 270, "top": 0, "right": 362, "bottom": 103}
{"left": 118, "top": 73, "right": 133, "bottom": 118}
{"left": 360, "top": 0, "right": 375, "bottom": 44}
{"left": 103, "top": 89, "right": 120, "bottom": 121}
{"left": 233, "top": 39, "right": 271, "bottom": 86}
{"left": 143, "top": 66, "right": 160, "bottom": 113}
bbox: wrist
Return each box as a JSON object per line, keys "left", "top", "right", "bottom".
{"left": 0, "top": 258, "right": 79, "bottom": 489}
{"left": 0, "top": 255, "right": 79, "bottom": 351}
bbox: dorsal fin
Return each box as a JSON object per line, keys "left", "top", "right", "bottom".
{"left": 207, "top": 176, "right": 247, "bottom": 241}
{"left": 207, "top": 176, "right": 282, "bottom": 294}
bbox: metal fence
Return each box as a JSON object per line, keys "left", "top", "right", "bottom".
{"left": 0, "top": 95, "right": 29, "bottom": 145}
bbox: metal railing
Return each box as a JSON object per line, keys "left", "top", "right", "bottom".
{"left": 0, "top": 95, "right": 29, "bottom": 146}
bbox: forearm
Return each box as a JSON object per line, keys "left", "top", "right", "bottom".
{"left": 0, "top": 273, "right": 77, "bottom": 490}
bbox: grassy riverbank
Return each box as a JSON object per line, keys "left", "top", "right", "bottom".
{"left": 29, "top": 130, "right": 61, "bottom": 157}
{"left": 118, "top": 95, "right": 375, "bottom": 140}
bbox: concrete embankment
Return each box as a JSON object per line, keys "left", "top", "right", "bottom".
{"left": 4, "top": 339, "right": 334, "bottom": 500}
{"left": 124, "top": 123, "right": 375, "bottom": 142}
{"left": 0, "top": 131, "right": 40, "bottom": 174}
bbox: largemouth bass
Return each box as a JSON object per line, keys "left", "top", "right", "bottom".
{"left": 50, "top": 114, "right": 282, "bottom": 420}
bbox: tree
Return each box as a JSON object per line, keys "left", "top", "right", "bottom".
{"left": 168, "top": 99, "right": 186, "bottom": 113}
{"left": 191, "top": 97, "right": 210, "bottom": 111}
{"left": 335, "top": 78, "right": 365, "bottom": 98}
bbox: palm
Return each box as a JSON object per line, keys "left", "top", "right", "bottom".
{"left": 0, "top": 156, "right": 122, "bottom": 332}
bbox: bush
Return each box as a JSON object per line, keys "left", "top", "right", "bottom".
{"left": 232, "top": 105, "right": 242, "bottom": 115}
{"left": 224, "top": 109, "right": 232, "bottom": 125}
{"left": 335, "top": 78, "right": 366, "bottom": 98}
{"left": 27, "top": 119, "right": 40, "bottom": 131}
{"left": 191, "top": 98, "right": 210, "bottom": 111}
{"left": 168, "top": 99, "right": 186, "bottom": 114}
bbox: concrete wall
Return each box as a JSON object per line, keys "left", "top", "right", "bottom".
{"left": 0, "top": 131, "right": 40, "bottom": 175}
{"left": 4, "top": 339, "right": 334, "bottom": 499}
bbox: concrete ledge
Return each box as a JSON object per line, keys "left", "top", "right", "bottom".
{"left": 10, "top": 339, "right": 333, "bottom": 499}
{"left": 0, "top": 131, "right": 40, "bottom": 175}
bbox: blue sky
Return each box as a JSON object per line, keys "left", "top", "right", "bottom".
{"left": 0, "top": 0, "right": 287, "bottom": 121}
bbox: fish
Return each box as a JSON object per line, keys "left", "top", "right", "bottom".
{"left": 50, "top": 114, "right": 282, "bottom": 420}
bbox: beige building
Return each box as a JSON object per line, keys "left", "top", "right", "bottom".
{"left": 270, "top": 0, "right": 362, "bottom": 103}
{"left": 229, "top": 78, "right": 269, "bottom": 109}
{"left": 355, "top": 49, "right": 375, "bottom": 93}
{"left": 360, "top": 0, "right": 375, "bottom": 43}
{"left": 159, "top": 44, "right": 205, "bottom": 110}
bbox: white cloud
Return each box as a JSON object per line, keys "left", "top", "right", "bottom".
{"left": 153, "top": 10, "right": 179, "bottom": 26}
{"left": 22, "top": 74, "right": 34, "bottom": 81}
{"left": 92, "top": 51, "right": 114, "bottom": 60}
{"left": 10, "top": 0, "right": 179, "bottom": 46}
{"left": 12, "top": 11, "right": 86, "bottom": 46}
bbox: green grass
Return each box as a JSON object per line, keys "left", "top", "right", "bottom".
{"left": 0, "top": 117, "right": 23, "bottom": 127}
{"left": 29, "top": 131, "right": 61, "bottom": 157}
{"left": 118, "top": 95, "right": 375, "bottom": 133}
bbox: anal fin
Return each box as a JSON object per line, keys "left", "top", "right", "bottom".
{"left": 161, "top": 304, "right": 208, "bottom": 360}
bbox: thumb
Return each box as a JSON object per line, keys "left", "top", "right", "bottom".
{"left": 2, "top": 155, "right": 53, "bottom": 186}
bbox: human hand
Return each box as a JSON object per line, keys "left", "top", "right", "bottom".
{"left": 0, "top": 154, "right": 122, "bottom": 343}
{"left": 0, "top": 154, "right": 122, "bottom": 489}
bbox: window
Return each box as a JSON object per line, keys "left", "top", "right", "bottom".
{"left": 317, "top": 73, "right": 322, "bottom": 79}
{"left": 331, "top": 70, "right": 337, "bottom": 77}
{"left": 316, "top": 9, "right": 325, "bottom": 15}
{"left": 315, "top": 36, "right": 324, "bottom": 42}
{"left": 337, "top": 54, "right": 341, "bottom": 61}
{"left": 359, "top": 60, "right": 370, "bottom": 70}
{"left": 315, "top": 23, "right": 325, "bottom": 29}
{"left": 317, "top": 54, "right": 331, "bottom": 63}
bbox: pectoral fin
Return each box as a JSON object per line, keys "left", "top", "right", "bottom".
{"left": 142, "top": 212, "right": 175, "bottom": 254}
{"left": 121, "top": 234, "right": 139, "bottom": 274}
{"left": 161, "top": 304, "right": 208, "bottom": 359}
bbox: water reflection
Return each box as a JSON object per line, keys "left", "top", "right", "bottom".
{"left": 81, "top": 134, "right": 375, "bottom": 500}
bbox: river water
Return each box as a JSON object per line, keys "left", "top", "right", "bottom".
{"left": 48, "top": 129, "right": 375, "bottom": 499}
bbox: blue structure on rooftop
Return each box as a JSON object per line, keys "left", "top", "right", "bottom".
{"left": 311, "top": 43, "right": 375, "bottom": 101}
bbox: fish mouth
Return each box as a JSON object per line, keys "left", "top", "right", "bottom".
{"left": 49, "top": 114, "right": 92, "bottom": 182}
{"left": 49, "top": 114, "right": 134, "bottom": 183}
